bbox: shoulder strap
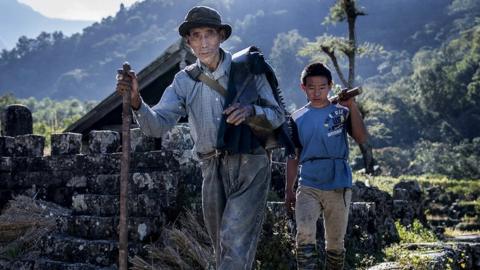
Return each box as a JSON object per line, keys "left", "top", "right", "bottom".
{"left": 185, "top": 63, "right": 201, "bottom": 81}
{"left": 185, "top": 63, "right": 228, "bottom": 98}
{"left": 198, "top": 73, "right": 228, "bottom": 98}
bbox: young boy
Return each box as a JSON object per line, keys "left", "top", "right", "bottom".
{"left": 285, "top": 63, "right": 367, "bottom": 269}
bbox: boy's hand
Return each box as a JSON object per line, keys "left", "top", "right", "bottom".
{"left": 284, "top": 189, "right": 296, "bottom": 215}
{"left": 338, "top": 89, "right": 354, "bottom": 108}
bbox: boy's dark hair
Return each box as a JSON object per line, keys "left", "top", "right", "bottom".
{"left": 300, "top": 62, "right": 332, "bottom": 85}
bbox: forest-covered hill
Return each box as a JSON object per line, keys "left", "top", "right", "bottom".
{"left": 0, "top": 0, "right": 454, "bottom": 101}
{"left": 0, "top": 0, "right": 479, "bottom": 179}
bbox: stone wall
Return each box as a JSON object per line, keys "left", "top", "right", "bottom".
{"left": 0, "top": 128, "right": 201, "bottom": 214}
{"left": 0, "top": 106, "right": 203, "bottom": 269}
{"left": 3, "top": 105, "right": 472, "bottom": 269}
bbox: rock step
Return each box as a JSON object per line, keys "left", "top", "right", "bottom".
{"left": 9, "top": 151, "right": 183, "bottom": 173}
{"left": 40, "top": 235, "right": 119, "bottom": 266}
{"left": 455, "top": 222, "right": 480, "bottom": 231}
{"left": 1, "top": 171, "right": 181, "bottom": 210}
{"left": 36, "top": 259, "right": 117, "bottom": 270}
{"left": 447, "top": 234, "right": 480, "bottom": 243}
{"left": 6, "top": 170, "right": 179, "bottom": 193}
{"left": 79, "top": 172, "right": 179, "bottom": 195}
{"left": 426, "top": 203, "right": 449, "bottom": 216}
{"left": 427, "top": 215, "right": 460, "bottom": 227}
{"left": 426, "top": 202, "right": 478, "bottom": 218}
{"left": 0, "top": 259, "right": 35, "bottom": 270}
{"left": 66, "top": 215, "right": 164, "bottom": 242}
{"left": 39, "top": 235, "right": 147, "bottom": 267}
{"left": 71, "top": 194, "right": 174, "bottom": 217}
{"left": 367, "top": 262, "right": 402, "bottom": 270}
{"left": 450, "top": 203, "right": 478, "bottom": 215}
{"left": 400, "top": 242, "right": 480, "bottom": 270}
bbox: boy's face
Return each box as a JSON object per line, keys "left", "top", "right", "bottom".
{"left": 301, "top": 75, "right": 332, "bottom": 106}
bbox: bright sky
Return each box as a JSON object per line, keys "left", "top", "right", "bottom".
{"left": 17, "top": 0, "right": 141, "bottom": 21}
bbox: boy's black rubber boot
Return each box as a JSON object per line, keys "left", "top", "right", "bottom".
{"left": 297, "top": 244, "right": 319, "bottom": 270}
{"left": 325, "top": 250, "right": 345, "bottom": 270}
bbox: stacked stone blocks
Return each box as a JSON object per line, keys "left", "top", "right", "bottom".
{"left": 0, "top": 106, "right": 202, "bottom": 269}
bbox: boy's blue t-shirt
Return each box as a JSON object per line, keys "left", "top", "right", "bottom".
{"left": 290, "top": 103, "right": 352, "bottom": 190}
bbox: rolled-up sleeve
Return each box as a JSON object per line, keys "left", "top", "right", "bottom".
{"left": 251, "top": 73, "right": 285, "bottom": 129}
{"left": 133, "top": 78, "right": 186, "bottom": 138}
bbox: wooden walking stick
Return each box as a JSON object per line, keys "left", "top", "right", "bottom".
{"left": 117, "top": 62, "right": 132, "bottom": 270}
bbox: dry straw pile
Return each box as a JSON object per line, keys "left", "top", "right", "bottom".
{"left": 0, "top": 195, "right": 70, "bottom": 260}
{"left": 131, "top": 211, "right": 214, "bottom": 270}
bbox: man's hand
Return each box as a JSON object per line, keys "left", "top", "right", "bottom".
{"left": 223, "top": 103, "right": 254, "bottom": 126}
{"left": 116, "top": 70, "right": 141, "bottom": 110}
{"left": 284, "top": 188, "right": 296, "bottom": 215}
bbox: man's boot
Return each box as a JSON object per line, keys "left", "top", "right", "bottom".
{"left": 325, "top": 250, "right": 345, "bottom": 270}
{"left": 297, "top": 244, "right": 319, "bottom": 270}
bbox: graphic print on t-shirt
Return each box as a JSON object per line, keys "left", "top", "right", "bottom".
{"left": 325, "top": 108, "right": 348, "bottom": 137}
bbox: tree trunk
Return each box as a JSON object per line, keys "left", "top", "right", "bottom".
{"left": 359, "top": 140, "right": 375, "bottom": 174}
{"left": 344, "top": 0, "right": 375, "bottom": 174}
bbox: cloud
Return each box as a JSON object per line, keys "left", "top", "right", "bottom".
{"left": 17, "top": 0, "right": 140, "bottom": 21}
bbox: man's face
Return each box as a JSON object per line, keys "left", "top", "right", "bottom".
{"left": 301, "top": 75, "right": 331, "bottom": 105}
{"left": 186, "top": 27, "right": 224, "bottom": 70}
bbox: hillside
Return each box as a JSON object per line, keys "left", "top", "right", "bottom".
{"left": 0, "top": 0, "right": 452, "bottom": 101}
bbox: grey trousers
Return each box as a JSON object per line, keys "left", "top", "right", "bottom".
{"left": 199, "top": 148, "right": 270, "bottom": 270}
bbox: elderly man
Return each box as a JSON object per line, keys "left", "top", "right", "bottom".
{"left": 117, "top": 6, "right": 285, "bottom": 269}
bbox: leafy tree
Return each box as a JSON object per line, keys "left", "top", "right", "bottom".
{"left": 270, "top": 30, "right": 308, "bottom": 110}
{"left": 0, "top": 93, "right": 19, "bottom": 110}
{"left": 300, "top": 0, "right": 385, "bottom": 88}
{"left": 410, "top": 25, "right": 480, "bottom": 141}
{"left": 0, "top": 94, "right": 97, "bottom": 149}
{"left": 410, "top": 139, "right": 480, "bottom": 179}
{"left": 448, "top": 0, "right": 480, "bottom": 15}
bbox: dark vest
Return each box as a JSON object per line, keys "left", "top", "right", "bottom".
{"left": 216, "top": 54, "right": 263, "bottom": 154}
{"left": 187, "top": 47, "right": 295, "bottom": 156}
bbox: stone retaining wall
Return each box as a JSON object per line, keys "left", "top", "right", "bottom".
{"left": 3, "top": 104, "right": 477, "bottom": 269}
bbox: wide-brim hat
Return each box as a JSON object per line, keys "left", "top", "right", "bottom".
{"left": 178, "top": 6, "right": 232, "bottom": 40}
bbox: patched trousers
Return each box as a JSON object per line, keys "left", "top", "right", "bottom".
{"left": 199, "top": 148, "right": 270, "bottom": 270}
{"left": 295, "top": 185, "right": 352, "bottom": 269}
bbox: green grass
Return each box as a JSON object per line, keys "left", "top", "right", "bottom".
{"left": 396, "top": 220, "right": 438, "bottom": 244}
{"left": 385, "top": 244, "right": 436, "bottom": 269}
{"left": 457, "top": 200, "right": 480, "bottom": 207}
{"left": 353, "top": 173, "right": 480, "bottom": 197}
{"left": 384, "top": 220, "right": 441, "bottom": 269}
{"left": 444, "top": 227, "right": 480, "bottom": 238}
